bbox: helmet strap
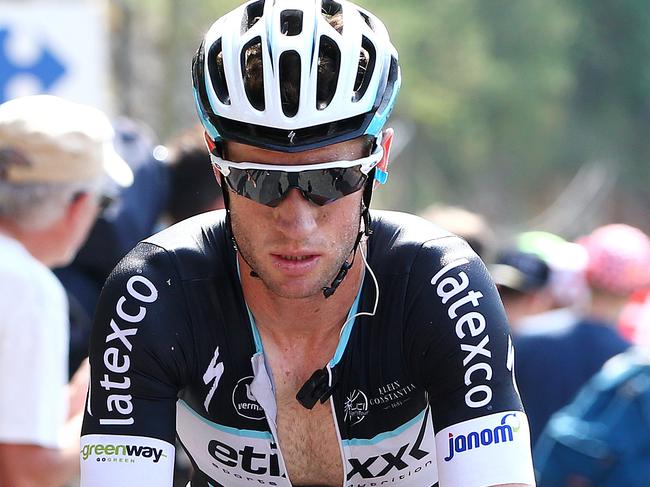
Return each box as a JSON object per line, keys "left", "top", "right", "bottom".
{"left": 220, "top": 173, "right": 262, "bottom": 279}
{"left": 322, "top": 170, "right": 375, "bottom": 298}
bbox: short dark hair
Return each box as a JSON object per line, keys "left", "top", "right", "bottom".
{"left": 218, "top": 10, "right": 369, "bottom": 114}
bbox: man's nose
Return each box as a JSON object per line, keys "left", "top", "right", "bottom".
{"left": 272, "top": 188, "right": 318, "bottom": 239}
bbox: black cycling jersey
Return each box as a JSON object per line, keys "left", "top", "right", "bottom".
{"left": 80, "top": 210, "right": 534, "bottom": 486}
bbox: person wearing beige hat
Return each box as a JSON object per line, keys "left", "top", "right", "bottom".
{"left": 0, "top": 94, "right": 132, "bottom": 486}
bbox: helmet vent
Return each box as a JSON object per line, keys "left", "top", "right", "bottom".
{"left": 280, "top": 10, "right": 303, "bottom": 36}
{"left": 316, "top": 36, "right": 340, "bottom": 110}
{"left": 321, "top": 0, "right": 343, "bottom": 33}
{"left": 359, "top": 11, "right": 374, "bottom": 31}
{"left": 353, "top": 36, "right": 376, "bottom": 102}
{"left": 279, "top": 50, "right": 301, "bottom": 117}
{"left": 242, "top": 0, "right": 265, "bottom": 33}
{"left": 209, "top": 38, "right": 231, "bottom": 104}
{"left": 241, "top": 36, "right": 265, "bottom": 111}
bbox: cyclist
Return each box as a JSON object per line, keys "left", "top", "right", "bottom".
{"left": 81, "top": 1, "right": 535, "bottom": 485}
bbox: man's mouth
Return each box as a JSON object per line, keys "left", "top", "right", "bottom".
{"left": 279, "top": 255, "right": 313, "bottom": 261}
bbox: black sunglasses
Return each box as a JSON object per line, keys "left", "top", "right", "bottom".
{"left": 71, "top": 192, "right": 115, "bottom": 212}
{"left": 212, "top": 148, "right": 383, "bottom": 207}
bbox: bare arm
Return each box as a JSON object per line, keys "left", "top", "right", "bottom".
{"left": 0, "top": 412, "right": 82, "bottom": 487}
{"left": 0, "top": 359, "right": 89, "bottom": 487}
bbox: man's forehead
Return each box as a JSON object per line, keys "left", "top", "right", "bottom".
{"left": 224, "top": 136, "right": 372, "bottom": 164}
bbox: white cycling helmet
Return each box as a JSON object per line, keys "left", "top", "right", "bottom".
{"left": 192, "top": 0, "right": 401, "bottom": 152}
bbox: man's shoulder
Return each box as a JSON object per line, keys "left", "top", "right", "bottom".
{"left": 117, "top": 210, "right": 231, "bottom": 281}
{"left": 371, "top": 210, "right": 454, "bottom": 243}
{"left": 370, "top": 210, "right": 474, "bottom": 273}
{"left": 145, "top": 210, "right": 228, "bottom": 253}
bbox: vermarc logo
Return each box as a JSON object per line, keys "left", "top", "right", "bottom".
{"left": 232, "top": 376, "right": 265, "bottom": 420}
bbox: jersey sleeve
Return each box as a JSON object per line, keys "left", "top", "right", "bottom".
{"left": 403, "top": 236, "right": 535, "bottom": 486}
{"left": 80, "top": 242, "right": 192, "bottom": 487}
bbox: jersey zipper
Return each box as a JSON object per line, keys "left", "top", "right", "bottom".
{"left": 327, "top": 364, "right": 348, "bottom": 486}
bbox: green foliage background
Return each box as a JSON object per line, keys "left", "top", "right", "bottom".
{"left": 114, "top": 0, "right": 650, "bottom": 236}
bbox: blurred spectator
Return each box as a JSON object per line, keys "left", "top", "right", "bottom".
{"left": 514, "top": 225, "right": 649, "bottom": 446}
{"left": 534, "top": 226, "right": 650, "bottom": 486}
{"left": 0, "top": 95, "right": 132, "bottom": 486}
{"left": 517, "top": 231, "right": 590, "bottom": 312}
{"left": 54, "top": 116, "right": 169, "bottom": 374}
{"left": 163, "top": 125, "right": 223, "bottom": 226}
{"left": 494, "top": 231, "right": 589, "bottom": 336}
{"left": 491, "top": 248, "right": 554, "bottom": 332}
{"left": 419, "top": 204, "right": 494, "bottom": 259}
{"left": 619, "top": 288, "right": 650, "bottom": 345}
{"left": 534, "top": 347, "right": 650, "bottom": 487}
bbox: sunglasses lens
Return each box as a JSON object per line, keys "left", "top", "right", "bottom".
{"left": 223, "top": 169, "right": 286, "bottom": 206}
{"left": 298, "top": 167, "right": 367, "bottom": 205}
{"left": 224, "top": 166, "right": 367, "bottom": 207}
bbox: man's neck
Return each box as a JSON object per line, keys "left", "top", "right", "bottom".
{"left": 238, "top": 253, "right": 365, "bottom": 345}
{"left": 0, "top": 221, "right": 61, "bottom": 267}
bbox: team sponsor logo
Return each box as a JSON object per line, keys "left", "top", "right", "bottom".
{"left": 98, "top": 275, "right": 158, "bottom": 426}
{"left": 344, "top": 389, "right": 369, "bottom": 425}
{"left": 345, "top": 381, "right": 416, "bottom": 425}
{"left": 232, "top": 376, "right": 265, "bottom": 420}
{"left": 203, "top": 346, "right": 225, "bottom": 412}
{"left": 443, "top": 413, "right": 520, "bottom": 462}
{"left": 431, "top": 258, "right": 494, "bottom": 409}
{"left": 81, "top": 442, "right": 167, "bottom": 464}
{"left": 346, "top": 411, "right": 432, "bottom": 482}
{"left": 207, "top": 439, "right": 286, "bottom": 479}
{"left": 370, "top": 381, "right": 416, "bottom": 410}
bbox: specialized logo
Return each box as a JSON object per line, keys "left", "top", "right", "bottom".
{"left": 344, "top": 389, "right": 369, "bottom": 425}
{"left": 431, "top": 258, "right": 493, "bottom": 408}
{"left": 232, "top": 376, "right": 265, "bottom": 420}
{"left": 81, "top": 443, "right": 167, "bottom": 464}
{"left": 287, "top": 130, "right": 296, "bottom": 144}
{"left": 98, "top": 275, "right": 158, "bottom": 426}
{"left": 203, "top": 346, "right": 225, "bottom": 412}
{"left": 208, "top": 440, "right": 286, "bottom": 478}
{"left": 444, "top": 413, "right": 521, "bottom": 462}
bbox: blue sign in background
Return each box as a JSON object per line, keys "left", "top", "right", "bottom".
{"left": 0, "top": 27, "right": 66, "bottom": 103}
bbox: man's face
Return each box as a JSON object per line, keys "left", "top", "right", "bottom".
{"left": 224, "top": 138, "right": 369, "bottom": 299}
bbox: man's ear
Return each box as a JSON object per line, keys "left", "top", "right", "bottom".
{"left": 204, "top": 131, "right": 217, "bottom": 154}
{"left": 204, "top": 132, "right": 223, "bottom": 186}
{"left": 65, "top": 192, "right": 94, "bottom": 225}
{"left": 374, "top": 128, "right": 394, "bottom": 188}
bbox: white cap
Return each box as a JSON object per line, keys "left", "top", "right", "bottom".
{"left": 0, "top": 95, "right": 133, "bottom": 188}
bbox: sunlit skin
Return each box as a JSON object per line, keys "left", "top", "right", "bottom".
{"left": 220, "top": 137, "right": 371, "bottom": 331}
{"left": 216, "top": 137, "right": 373, "bottom": 486}
{"left": 214, "top": 138, "right": 530, "bottom": 487}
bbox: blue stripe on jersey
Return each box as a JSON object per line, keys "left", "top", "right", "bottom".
{"left": 178, "top": 400, "right": 273, "bottom": 439}
{"left": 342, "top": 408, "right": 427, "bottom": 446}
